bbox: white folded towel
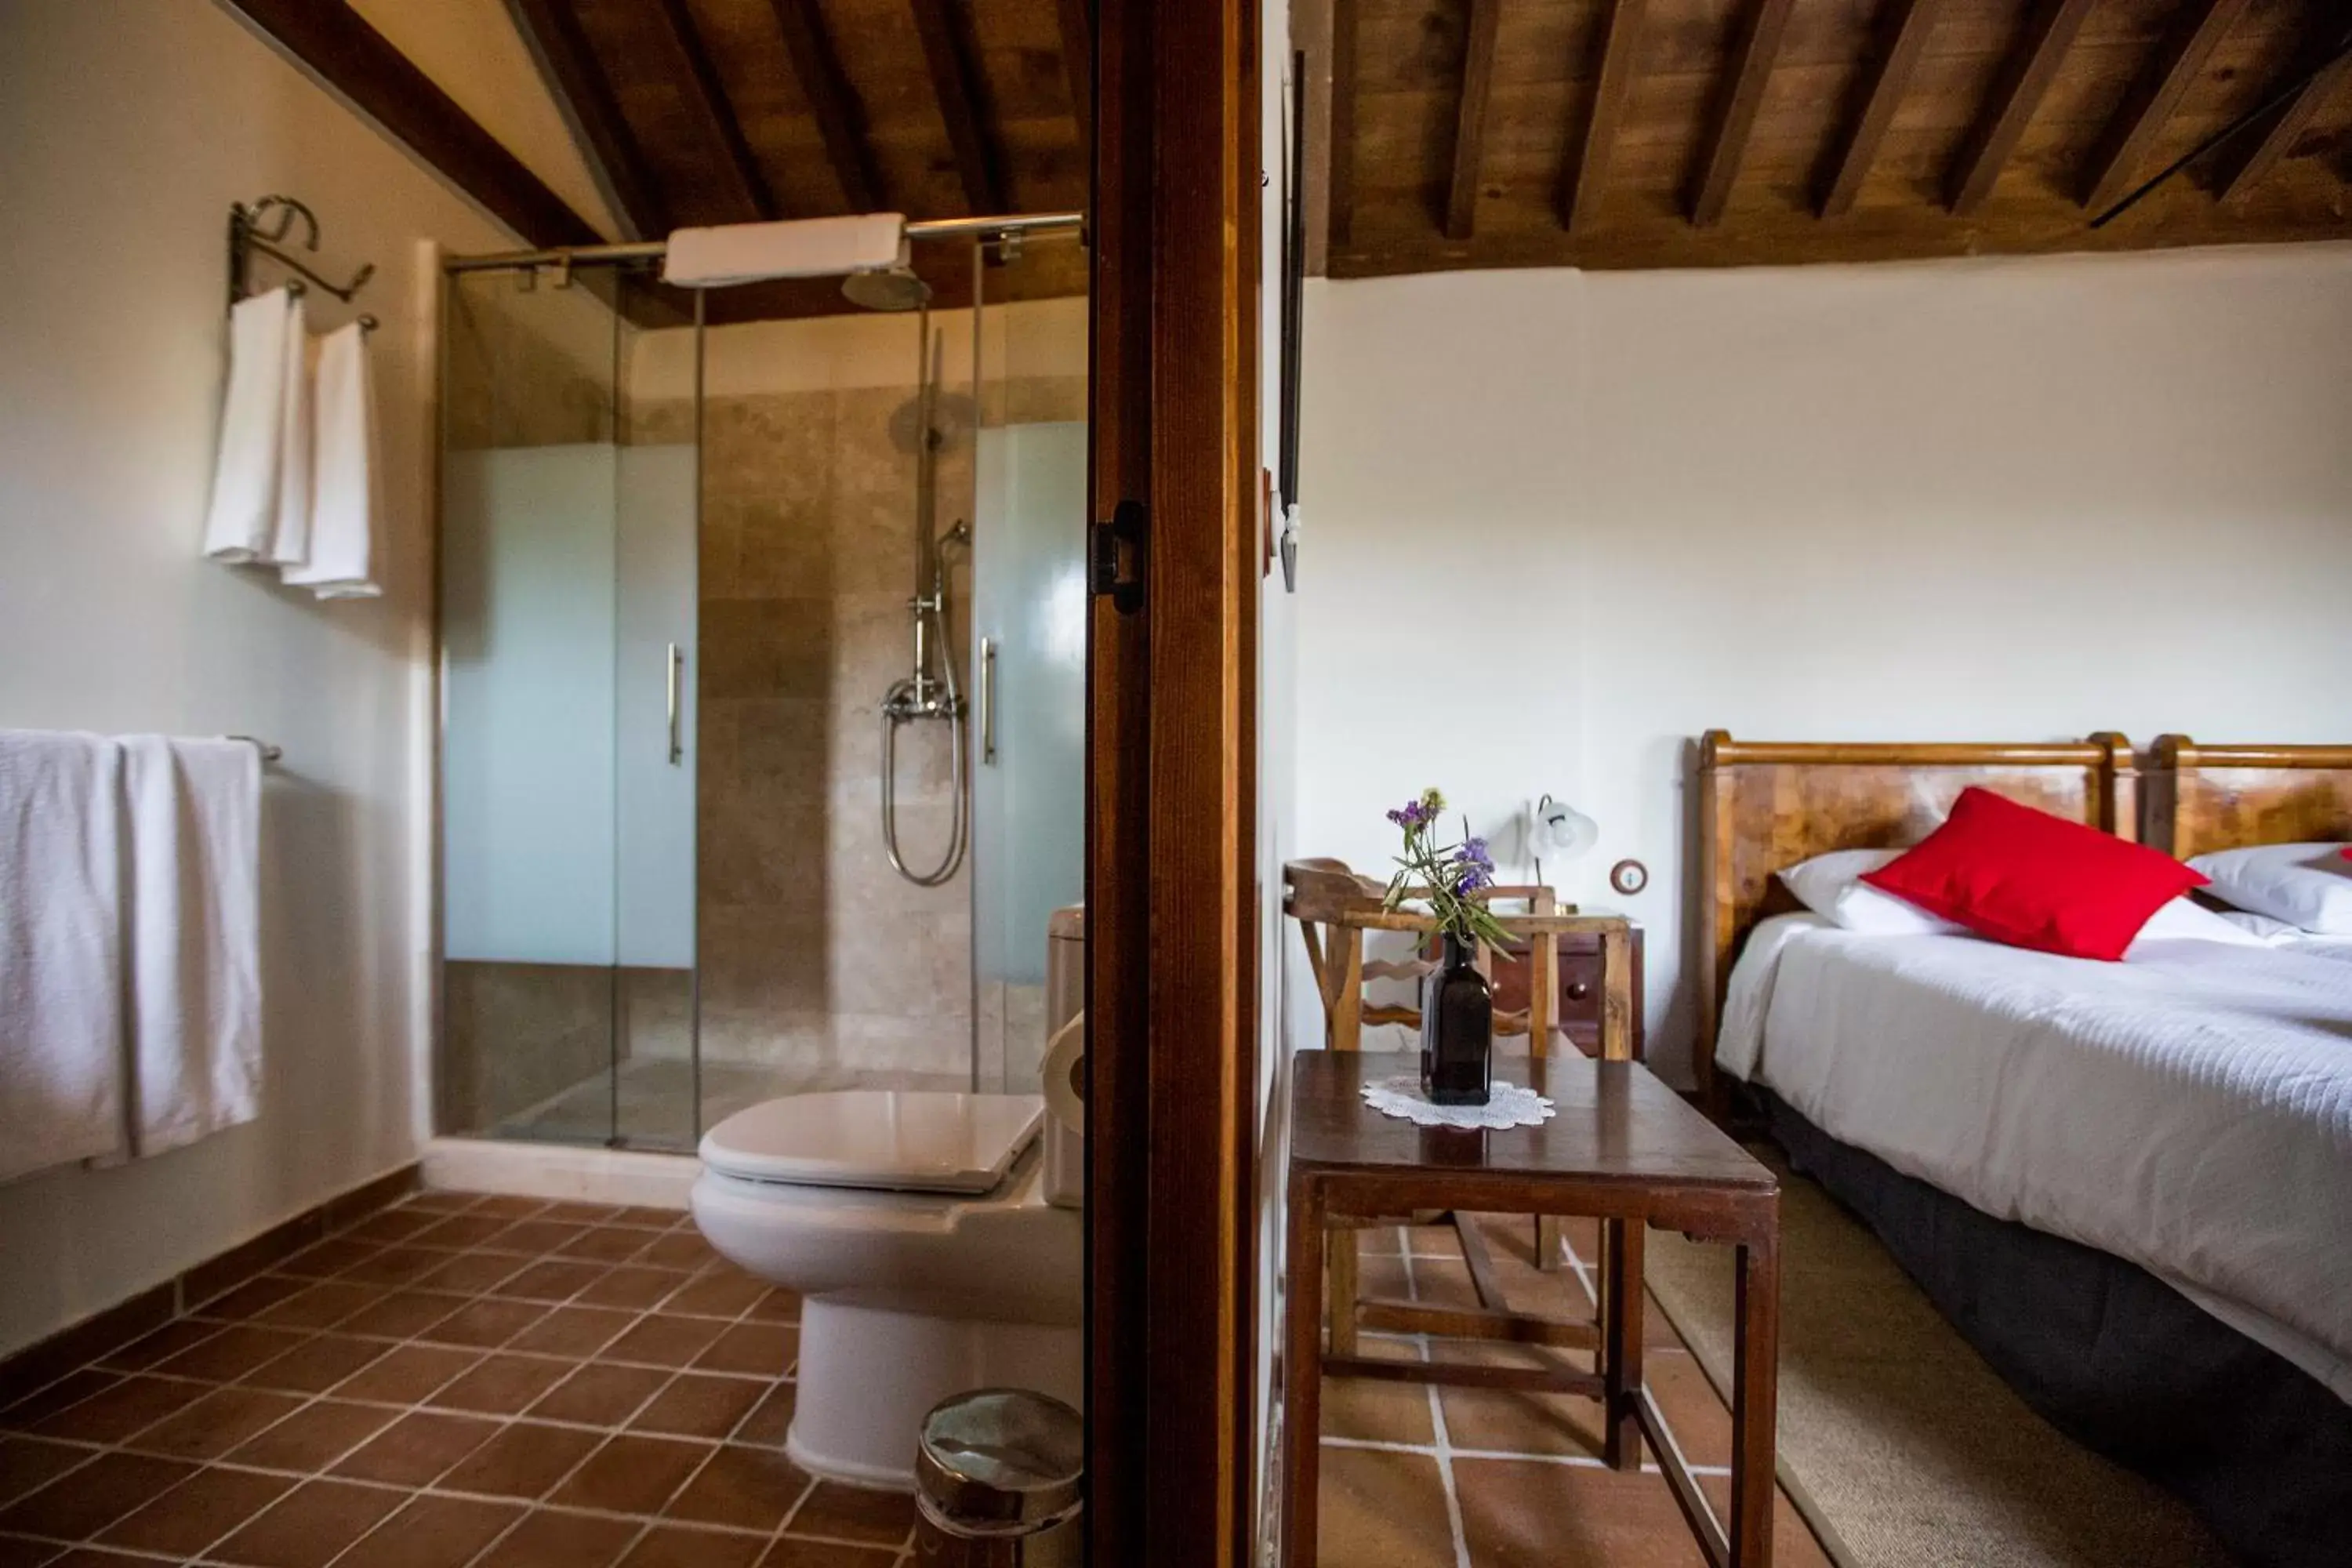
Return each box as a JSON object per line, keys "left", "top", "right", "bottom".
{"left": 202, "top": 288, "right": 298, "bottom": 563}
{"left": 0, "top": 731, "right": 129, "bottom": 1184}
{"left": 119, "top": 736, "right": 261, "bottom": 1158}
{"left": 281, "top": 321, "right": 380, "bottom": 600}
{"left": 662, "top": 214, "right": 908, "bottom": 288}
{"left": 267, "top": 298, "right": 314, "bottom": 568}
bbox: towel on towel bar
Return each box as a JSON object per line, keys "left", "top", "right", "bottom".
{"left": 662, "top": 214, "right": 908, "bottom": 288}
{"left": 0, "top": 731, "right": 128, "bottom": 1183}
{"left": 267, "top": 299, "right": 314, "bottom": 569}
{"left": 119, "top": 736, "right": 261, "bottom": 1158}
{"left": 202, "top": 288, "right": 300, "bottom": 564}
{"left": 281, "top": 321, "right": 380, "bottom": 600}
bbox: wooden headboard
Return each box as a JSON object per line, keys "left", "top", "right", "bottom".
{"left": 1693, "top": 731, "right": 2137, "bottom": 1100}
{"left": 2147, "top": 738, "right": 2352, "bottom": 860}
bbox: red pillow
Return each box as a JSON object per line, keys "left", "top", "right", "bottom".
{"left": 1862, "top": 787, "right": 2205, "bottom": 961}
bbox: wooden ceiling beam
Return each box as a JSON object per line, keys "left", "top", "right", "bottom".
{"left": 1055, "top": 0, "right": 1094, "bottom": 160}
{"left": 2079, "top": 0, "right": 2249, "bottom": 213}
{"left": 1443, "top": 0, "right": 1501, "bottom": 240}
{"left": 1814, "top": 0, "right": 1939, "bottom": 219}
{"left": 1561, "top": 0, "right": 1643, "bottom": 233}
{"left": 654, "top": 0, "right": 780, "bottom": 221}
{"left": 1687, "top": 0, "right": 1795, "bottom": 228}
{"left": 2212, "top": 40, "right": 2352, "bottom": 204}
{"left": 216, "top": 0, "right": 601, "bottom": 248}
{"left": 912, "top": 0, "right": 1011, "bottom": 215}
{"left": 507, "top": 0, "right": 666, "bottom": 241}
{"left": 1944, "top": 0, "right": 2094, "bottom": 216}
{"left": 768, "top": 0, "right": 884, "bottom": 213}
{"left": 1328, "top": 0, "right": 1359, "bottom": 252}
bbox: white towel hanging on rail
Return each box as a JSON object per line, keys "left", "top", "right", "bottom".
{"left": 281, "top": 321, "right": 380, "bottom": 599}
{"left": 662, "top": 214, "right": 907, "bottom": 287}
{"left": 266, "top": 299, "right": 314, "bottom": 569}
{"left": 201, "top": 288, "right": 299, "bottom": 563}
{"left": 0, "top": 731, "right": 129, "bottom": 1184}
{"left": 119, "top": 735, "right": 262, "bottom": 1157}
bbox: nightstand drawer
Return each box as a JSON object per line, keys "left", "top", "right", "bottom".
{"left": 1487, "top": 931, "right": 1644, "bottom": 1061}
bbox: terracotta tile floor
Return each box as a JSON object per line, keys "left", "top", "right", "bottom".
{"left": 1316, "top": 1216, "right": 1835, "bottom": 1568}
{"left": 0, "top": 1192, "right": 914, "bottom": 1568}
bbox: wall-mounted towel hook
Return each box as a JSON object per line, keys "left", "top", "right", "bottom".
{"left": 227, "top": 198, "right": 376, "bottom": 315}
{"left": 246, "top": 196, "right": 318, "bottom": 251}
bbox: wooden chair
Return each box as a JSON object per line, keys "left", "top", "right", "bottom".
{"left": 1284, "top": 858, "right": 1637, "bottom": 1358}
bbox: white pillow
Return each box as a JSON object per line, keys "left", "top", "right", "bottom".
{"left": 1776, "top": 849, "right": 1965, "bottom": 936}
{"left": 2188, "top": 844, "right": 2352, "bottom": 935}
{"left": 1778, "top": 847, "right": 2265, "bottom": 949}
{"left": 2127, "top": 897, "right": 2269, "bottom": 950}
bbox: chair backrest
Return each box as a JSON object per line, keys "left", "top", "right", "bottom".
{"left": 1283, "top": 858, "right": 1560, "bottom": 1053}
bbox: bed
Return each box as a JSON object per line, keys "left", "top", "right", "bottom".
{"left": 1695, "top": 733, "right": 2352, "bottom": 1568}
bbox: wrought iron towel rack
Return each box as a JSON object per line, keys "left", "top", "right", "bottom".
{"left": 227, "top": 196, "right": 378, "bottom": 332}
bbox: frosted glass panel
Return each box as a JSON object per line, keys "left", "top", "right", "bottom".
{"left": 442, "top": 445, "right": 620, "bottom": 965}
{"left": 971, "top": 423, "right": 1088, "bottom": 991}
{"left": 615, "top": 445, "right": 698, "bottom": 970}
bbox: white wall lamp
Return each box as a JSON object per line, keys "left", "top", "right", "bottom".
{"left": 1526, "top": 793, "right": 1598, "bottom": 891}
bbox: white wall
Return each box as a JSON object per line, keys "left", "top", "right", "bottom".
{"left": 1296, "top": 245, "right": 2352, "bottom": 1086}
{"left": 0, "top": 0, "right": 515, "bottom": 1355}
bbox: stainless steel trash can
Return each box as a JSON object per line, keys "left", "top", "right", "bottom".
{"left": 912, "top": 1388, "right": 1082, "bottom": 1566}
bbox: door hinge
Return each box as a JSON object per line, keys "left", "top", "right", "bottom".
{"left": 1090, "top": 499, "right": 1146, "bottom": 615}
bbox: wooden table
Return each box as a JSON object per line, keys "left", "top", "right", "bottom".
{"left": 1282, "top": 1051, "right": 1781, "bottom": 1568}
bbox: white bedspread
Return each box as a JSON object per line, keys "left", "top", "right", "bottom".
{"left": 1720, "top": 915, "right": 2352, "bottom": 1401}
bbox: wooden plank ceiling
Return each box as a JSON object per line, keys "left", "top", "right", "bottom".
{"left": 1310, "top": 0, "right": 2352, "bottom": 278}
{"left": 510, "top": 0, "right": 1092, "bottom": 317}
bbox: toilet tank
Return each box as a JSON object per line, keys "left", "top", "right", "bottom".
{"left": 1042, "top": 905, "right": 1085, "bottom": 1210}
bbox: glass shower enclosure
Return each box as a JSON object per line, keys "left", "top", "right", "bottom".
{"left": 435, "top": 227, "right": 1086, "bottom": 1153}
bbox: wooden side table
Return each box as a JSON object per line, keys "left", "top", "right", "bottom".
{"left": 1282, "top": 1051, "right": 1781, "bottom": 1568}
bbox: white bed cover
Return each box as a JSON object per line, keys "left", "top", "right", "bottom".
{"left": 1721, "top": 915, "right": 2352, "bottom": 1402}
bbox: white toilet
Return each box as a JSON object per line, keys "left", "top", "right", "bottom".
{"left": 692, "top": 1089, "right": 1082, "bottom": 1490}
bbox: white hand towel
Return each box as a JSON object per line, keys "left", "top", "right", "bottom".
{"left": 201, "top": 289, "right": 296, "bottom": 562}
{"left": 266, "top": 296, "right": 314, "bottom": 568}
{"left": 119, "top": 736, "right": 261, "bottom": 1158}
{"left": 662, "top": 214, "right": 907, "bottom": 287}
{"left": 281, "top": 321, "right": 381, "bottom": 600}
{"left": 0, "top": 731, "right": 128, "bottom": 1184}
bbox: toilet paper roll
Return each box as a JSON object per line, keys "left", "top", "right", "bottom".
{"left": 1041, "top": 1011, "right": 1084, "bottom": 1132}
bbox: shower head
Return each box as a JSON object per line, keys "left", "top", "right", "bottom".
{"left": 842, "top": 266, "right": 933, "bottom": 312}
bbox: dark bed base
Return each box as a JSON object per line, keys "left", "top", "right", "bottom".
{"left": 1759, "top": 1093, "right": 2352, "bottom": 1568}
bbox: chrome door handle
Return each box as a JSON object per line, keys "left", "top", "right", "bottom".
{"left": 978, "top": 637, "right": 997, "bottom": 765}
{"left": 666, "top": 643, "right": 684, "bottom": 766}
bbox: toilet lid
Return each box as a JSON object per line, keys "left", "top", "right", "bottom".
{"left": 699, "top": 1091, "right": 1045, "bottom": 1194}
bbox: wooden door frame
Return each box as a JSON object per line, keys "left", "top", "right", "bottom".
{"left": 1086, "top": 0, "right": 1262, "bottom": 1563}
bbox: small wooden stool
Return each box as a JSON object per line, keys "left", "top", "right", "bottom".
{"left": 1283, "top": 1051, "right": 1780, "bottom": 1567}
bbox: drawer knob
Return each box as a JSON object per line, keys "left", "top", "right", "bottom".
{"left": 1566, "top": 982, "right": 1591, "bottom": 1001}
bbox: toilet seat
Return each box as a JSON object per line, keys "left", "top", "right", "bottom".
{"left": 699, "top": 1090, "right": 1044, "bottom": 1195}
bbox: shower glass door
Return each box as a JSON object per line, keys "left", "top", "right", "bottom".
{"left": 438, "top": 263, "right": 702, "bottom": 1150}
{"left": 969, "top": 245, "right": 1090, "bottom": 1095}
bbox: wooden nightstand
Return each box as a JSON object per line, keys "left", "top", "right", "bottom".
{"left": 1472, "top": 917, "right": 1644, "bottom": 1061}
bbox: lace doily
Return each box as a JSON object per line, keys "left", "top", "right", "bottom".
{"left": 1360, "top": 1074, "right": 1555, "bottom": 1130}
